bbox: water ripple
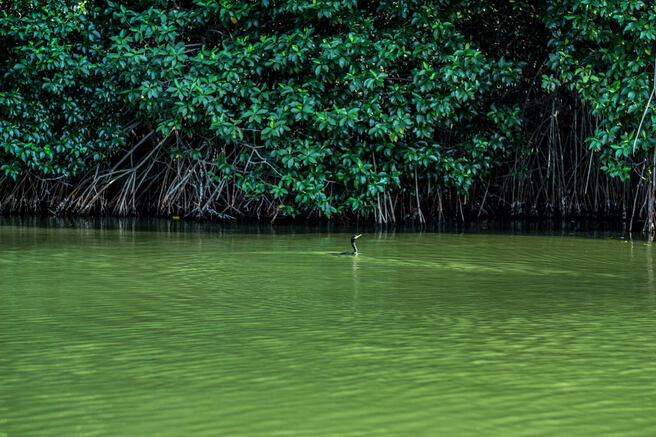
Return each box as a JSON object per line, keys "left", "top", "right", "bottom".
{"left": 2, "top": 229, "right": 656, "bottom": 435}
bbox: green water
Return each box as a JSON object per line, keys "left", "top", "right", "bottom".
{"left": 1, "top": 222, "right": 656, "bottom": 436}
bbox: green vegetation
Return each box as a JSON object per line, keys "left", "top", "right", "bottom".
{"left": 2, "top": 1, "right": 656, "bottom": 230}
{"left": 0, "top": 1, "right": 125, "bottom": 178}
{"left": 546, "top": 0, "right": 655, "bottom": 180}
{"left": 544, "top": 0, "right": 656, "bottom": 231}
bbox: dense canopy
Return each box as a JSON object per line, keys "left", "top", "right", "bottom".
{"left": 2, "top": 1, "right": 656, "bottom": 228}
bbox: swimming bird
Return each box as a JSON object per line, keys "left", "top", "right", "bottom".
{"left": 341, "top": 234, "right": 362, "bottom": 255}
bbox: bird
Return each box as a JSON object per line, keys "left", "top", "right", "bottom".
{"left": 341, "top": 234, "right": 362, "bottom": 255}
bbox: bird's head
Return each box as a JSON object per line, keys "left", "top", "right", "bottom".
{"left": 351, "top": 234, "right": 362, "bottom": 241}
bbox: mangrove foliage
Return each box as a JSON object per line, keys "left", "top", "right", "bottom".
{"left": 1, "top": 1, "right": 656, "bottom": 231}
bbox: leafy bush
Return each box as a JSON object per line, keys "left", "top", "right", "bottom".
{"left": 100, "top": 0, "right": 525, "bottom": 216}
{"left": 0, "top": 1, "right": 125, "bottom": 179}
{"left": 545, "top": 0, "right": 656, "bottom": 180}
{"left": 8, "top": 1, "right": 651, "bottom": 220}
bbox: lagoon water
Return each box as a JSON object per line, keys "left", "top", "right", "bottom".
{"left": 1, "top": 220, "right": 656, "bottom": 436}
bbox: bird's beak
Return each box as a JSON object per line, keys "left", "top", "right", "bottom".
{"left": 354, "top": 234, "right": 362, "bottom": 239}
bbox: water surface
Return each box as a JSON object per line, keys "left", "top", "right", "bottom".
{"left": 1, "top": 222, "right": 655, "bottom": 436}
